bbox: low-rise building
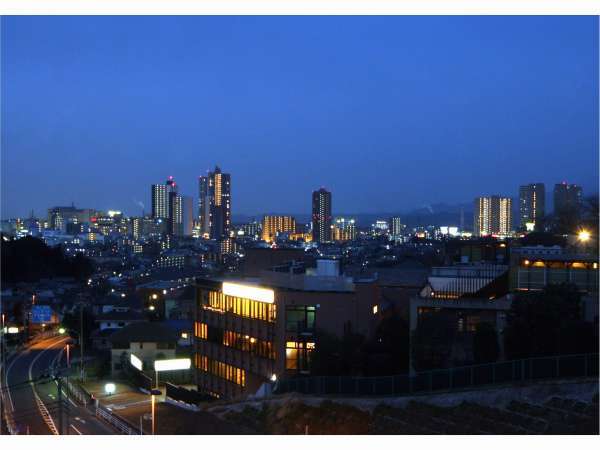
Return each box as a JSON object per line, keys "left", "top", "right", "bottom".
{"left": 194, "top": 259, "right": 380, "bottom": 399}
{"left": 109, "top": 322, "right": 178, "bottom": 374}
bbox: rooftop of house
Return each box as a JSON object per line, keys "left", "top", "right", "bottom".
{"left": 95, "top": 310, "right": 146, "bottom": 322}
{"left": 109, "top": 321, "right": 179, "bottom": 345}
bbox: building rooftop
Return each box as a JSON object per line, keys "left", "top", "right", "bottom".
{"left": 109, "top": 321, "right": 178, "bottom": 345}
{"left": 95, "top": 310, "right": 145, "bottom": 322}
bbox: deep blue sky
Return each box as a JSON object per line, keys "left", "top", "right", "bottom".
{"left": 2, "top": 16, "right": 598, "bottom": 219}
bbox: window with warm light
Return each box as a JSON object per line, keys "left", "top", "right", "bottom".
{"left": 285, "top": 341, "right": 314, "bottom": 372}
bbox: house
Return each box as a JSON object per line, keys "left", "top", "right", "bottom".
{"left": 109, "top": 322, "right": 178, "bottom": 374}
{"left": 95, "top": 310, "right": 145, "bottom": 331}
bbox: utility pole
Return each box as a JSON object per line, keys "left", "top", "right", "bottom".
{"left": 79, "top": 304, "right": 84, "bottom": 381}
{"left": 1, "top": 309, "right": 4, "bottom": 435}
{"left": 57, "top": 377, "right": 63, "bottom": 435}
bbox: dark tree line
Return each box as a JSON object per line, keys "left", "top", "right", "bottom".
{"left": 504, "top": 283, "right": 598, "bottom": 359}
{"left": 1, "top": 235, "right": 94, "bottom": 283}
{"left": 410, "top": 282, "right": 597, "bottom": 372}
{"left": 310, "top": 312, "right": 410, "bottom": 377}
{"left": 541, "top": 194, "right": 598, "bottom": 237}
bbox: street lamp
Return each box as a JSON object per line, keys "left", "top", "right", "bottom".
{"left": 59, "top": 326, "right": 84, "bottom": 380}
{"left": 578, "top": 229, "right": 591, "bottom": 243}
{"left": 104, "top": 383, "right": 116, "bottom": 396}
{"left": 150, "top": 388, "right": 161, "bottom": 435}
{"left": 151, "top": 358, "right": 191, "bottom": 435}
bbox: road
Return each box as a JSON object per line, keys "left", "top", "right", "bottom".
{"left": 3, "top": 335, "right": 113, "bottom": 435}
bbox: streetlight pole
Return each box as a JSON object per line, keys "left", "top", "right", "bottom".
{"left": 151, "top": 393, "right": 155, "bottom": 435}
{"left": 153, "top": 370, "right": 159, "bottom": 435}
{"left": 1, "top": 310, "right": 4, "bottom": 435}
{"left": 79, "top": 304, "right": 84, "bottom": 382}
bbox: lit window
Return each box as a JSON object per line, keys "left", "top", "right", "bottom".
{"left": 372, "top": 305, "right": 378, "bottom": 315}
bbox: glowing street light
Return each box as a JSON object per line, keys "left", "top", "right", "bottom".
{"left": 58, "top": 327, "right": 66, "bottom": 335}
{"left": 104, "top": 383, "right": 116, "bottom": 395}
{"left": 578, "top": 229, "right": 591, "bottom": 243}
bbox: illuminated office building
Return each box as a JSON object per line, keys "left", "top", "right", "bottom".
{"left": 474, "top": 196, "right": 512, "bottom": 237}
{"left": 194, "top": 262, "right": 379, "bottom": 399}
{"left": 311, "top": 188, "right": 332, "bottom": 243}
{"left": 262, "top": 216, "right": 296, "bottom": 243}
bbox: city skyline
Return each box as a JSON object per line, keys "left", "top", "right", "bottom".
{"left": 1, "top": 16, "right": 598, "bottom": 219}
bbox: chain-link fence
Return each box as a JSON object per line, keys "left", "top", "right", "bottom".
{"left": 274, "top": 353, "right": 599, "bottom": 397}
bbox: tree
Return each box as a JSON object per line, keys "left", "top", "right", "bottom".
{"left": 61, "top": 307, "right": 96, "bottom": 346}
{"left": 309, "top": 330, "right": 343, "bottom": 375}
{"left": 363, "top": 313, "right": 409, "bottom": 375}
{"left": 411, "top": 310, "right": 456, "bottom": 371}
{"left": 309, "top": 327, "right": 366, "bottom": 376}
{"left": 504, "top": 283, "right": 597, "bottom": 360}
{"left": 472, "top": 322, "right": 499, "bottom": 364}
{"left": 0, "top": 236, "right": 94, "bottom": 283}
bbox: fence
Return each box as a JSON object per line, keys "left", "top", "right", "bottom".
{"left": 274, "top": 353, "right": 599, "bottom": 397}
{"left": 127, "top": 367, "right": 153, "bottom": 392}
{"left": 95, "top": 405, "right": 139, "bottom": 435}
{"left": 64, "top": 378, "right": 90, "bottom": 406}
{"left": 165, "top": 382, "right": 213, "bottom": 406}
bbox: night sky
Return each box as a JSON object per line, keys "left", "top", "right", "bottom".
{"left": 1, "top": 16, "right": 598, "bottom": 220}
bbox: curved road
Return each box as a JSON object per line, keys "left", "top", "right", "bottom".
{"left": 3, "top": 335, "right": 112, "bottom": 435}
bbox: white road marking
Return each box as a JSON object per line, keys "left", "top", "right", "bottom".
{"left": 70, "top": 424, "right": 82, "bottom": 434}
{"left": 27, "top": 335, "right": 70, "bottom": 434}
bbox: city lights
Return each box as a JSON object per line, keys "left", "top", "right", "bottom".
{"left": 104, "top": 383, "right": 116, "bottom": 395}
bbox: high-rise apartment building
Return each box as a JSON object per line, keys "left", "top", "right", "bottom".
{"left": 152, "top": 176, "right": 183, "bottom": 236}
{"left": 311, "top": 188, "right": 332, "bottom": 243}
{"left": 198, "top": 176, "right": 209, "bottom": 235}
{"left": 199, "top": 166, "right": 231, "bottom": 240}
{"left": 473, "top": 196, "right": 512, "bottom": 237}
{"left": 553, "top": 182, "right": 583, "bottom": 216}
{"left": 183, "top": 196, "right": 194, "bottom": 237}
{"left": 389, "top": 216, "right": 403, "bottom": 240}
{"left": 333, "top": 217, "right": 356, "bottom": 242}
{"left": 519, "top": 183, "right": 545, "bottom": 230}
{"left": 262, "top": 216, "right": 296, "bottom": 243}
{"left": 168, "top": 191, "right": 183, "bottom": 236}
{"left": 151, "top": 183, "right": 168, "bottom": 219}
